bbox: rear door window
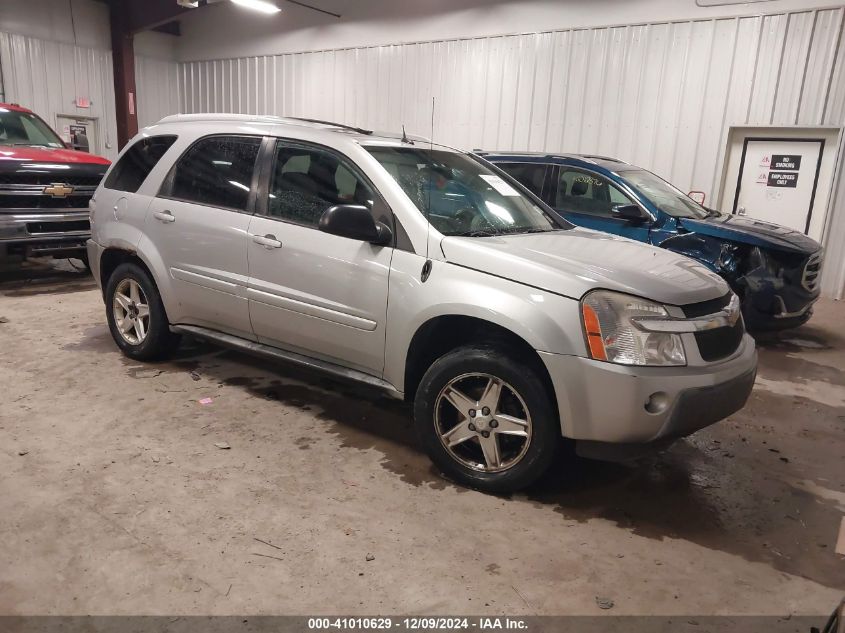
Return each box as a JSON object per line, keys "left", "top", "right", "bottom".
{"left": 495, "top": 162, "right": 547, "bottom": 198}
{"left": 555, "top": 168, "right": 634, "bottom": 217}
{"left": 104, "top": 135, "right": 177, "bottom": 193}
{"left": 164, "top": 135, "right": 262, "bottom": 211}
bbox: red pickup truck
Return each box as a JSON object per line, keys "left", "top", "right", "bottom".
{"left": 0, "top": 103, "right": 110, "bottom": 263}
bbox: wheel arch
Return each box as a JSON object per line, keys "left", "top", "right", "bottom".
{"left": 98, "top": 238, "right": 176, "bottom": 317}
{"left": 402, "top": 314, "right": 559, "bottom": 417}
{"left": 99, "top": 248, "right": 153, "bottom": 294}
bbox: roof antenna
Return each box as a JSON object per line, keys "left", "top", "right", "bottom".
{"left": 421, "top": 97, "right": 434, "bottom": 282}
{"left": 401, "top": 124, "right": 414, "bottom": 145}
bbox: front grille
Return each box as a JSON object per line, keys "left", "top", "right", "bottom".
{"left": 0, "top": 194, "right": 90, "bottom": 209}
{"left": 681, "top": 292, "right": 732, "bottom": 318}
{"left": 682, "top": 293, "right": 744, "bottom": 362}
{"left": 26, "top": 220, "right": 90, "bottom": 234}
{"left": 0, "top": 173, "right": 103, "bottom": 187}
{"left": 694, "top": 320, "right": 744, "bottom": 362}
{"left": 802, "top": 251, "right": 822, "bottom": 292}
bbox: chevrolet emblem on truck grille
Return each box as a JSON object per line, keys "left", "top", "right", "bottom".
{"left": 43, "top": 183, "right": 75, "bottom": 198}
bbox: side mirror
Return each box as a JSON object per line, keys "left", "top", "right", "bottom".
{"left": 319, "top": 204, "right": 392, "bottom": 245}
{"left": 611, "top": 203, "right": 649, "bottom": 223}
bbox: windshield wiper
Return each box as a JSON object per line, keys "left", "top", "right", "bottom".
{"left": 451, "top": 226, "right": 556, "bottom": 238}
{"left": 495, "top": 226, "right": 555, "bottom": 235}
{"left": 519, "top": 227, "right": 556, "bottom": 234}
{"left": 452, "top": 229, "right": 500, "bottom": 237}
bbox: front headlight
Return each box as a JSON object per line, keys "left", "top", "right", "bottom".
{"left": 581, "top": 290, "right": 686, "bottom": 366}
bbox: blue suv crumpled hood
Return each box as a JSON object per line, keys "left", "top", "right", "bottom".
{"left": 677, "top": 213, "right": 820, "bottom": 254}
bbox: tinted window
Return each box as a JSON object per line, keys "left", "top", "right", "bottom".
{"left": 555, "top": 169, "right": 634, "bottom": 218}
{"left": 104, "top": 135, "right": 177, "bottom": 193}
{"left": 496, "top": 162, "right": 546, "bottom": 197}
{"left": 266, "top": 142, "right": 375, "bottom": 226}
{"left": 168, "top": 136, "right": 261, "bottom": 210}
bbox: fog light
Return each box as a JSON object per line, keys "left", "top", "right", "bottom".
{"left": 644, "top": 391, "right": 669, "bottom": 414}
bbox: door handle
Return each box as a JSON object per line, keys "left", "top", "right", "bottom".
{"left": 153, "top": 210, "right": 175, "bottom": 223}
{"left": 252, "top": 233, "right": 282, "bottom": 249}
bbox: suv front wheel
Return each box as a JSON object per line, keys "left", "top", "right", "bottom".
{"left": 105, "top": 262, "right": 179, "bottom": 361}
{"left": 414, "top": 346, "right": 560, "bottom": 492}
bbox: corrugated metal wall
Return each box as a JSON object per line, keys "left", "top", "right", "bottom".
{"left": 135, "top": 55, "right": 181, "bottom": 130}
{"left": 177, "top": 7, "right": 845, "bottom": 298}
{"left": 0, "top": 29, "right": 174, "bottom": 159}
{"left": 0, "top": 30, "right": 118, "bottom": 159}
{"left": 2, "top": 8, "right": 844, "bottom": 296}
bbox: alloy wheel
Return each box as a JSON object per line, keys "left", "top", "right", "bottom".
{"left": 112, "top": 278, "right": 151, "bottom": 345}
{"left": 434, "top": 372, "right": 532, "bottom": 473}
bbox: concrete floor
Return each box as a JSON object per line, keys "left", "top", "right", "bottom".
{"left": 0, "top": 258, "right": 843, "bottom": 616}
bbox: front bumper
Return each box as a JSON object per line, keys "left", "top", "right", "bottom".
{"left": 0, "top": 210, "right": 91, "bottom": 254}
{"left": 539, "top": 333, "right": 758, "bottom": 445}
{"left": 741, "top": 249, "right": 822, "bottom": 329}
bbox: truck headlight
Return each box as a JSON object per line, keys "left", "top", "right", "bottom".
{"left": 580, "top": 290, "right": 686, "bottom": 366}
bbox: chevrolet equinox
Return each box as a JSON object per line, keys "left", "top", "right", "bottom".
{"left": 87, "top": 114, "right": 758, "bottom": 492}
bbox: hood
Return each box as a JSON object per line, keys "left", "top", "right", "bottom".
{"left": 0, "top": 144, "right": 110, "bottom": 165}
{"left": 678, "top": 213, "right": 820, "bottom": 254}
{"left": 440, "top": 229, "right": 729, "bottom": 306}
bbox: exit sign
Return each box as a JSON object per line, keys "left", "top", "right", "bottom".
{"left": 75, "top": 97, "right": 91, "bottom": 108}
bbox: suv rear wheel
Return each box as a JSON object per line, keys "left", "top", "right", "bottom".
{"left": 414, "top": 345, "right": 559, "bottom": 492}
{"left": 105, "top": 262, "right": 179, "bottom": 360}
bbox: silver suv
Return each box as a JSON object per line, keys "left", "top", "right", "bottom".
{"left": 87, "top": 114, "right": 758, "bottom": 492}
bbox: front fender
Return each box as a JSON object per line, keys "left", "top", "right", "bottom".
{"left": 657, "top": 232, "right": 743, "bottom": 284}
{"left": 383, "top": 250, "right": 585, "bottom": 392}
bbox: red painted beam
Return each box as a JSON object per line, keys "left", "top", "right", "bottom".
{"left": 109, "top": 0, "right": 138, "bottom": 149}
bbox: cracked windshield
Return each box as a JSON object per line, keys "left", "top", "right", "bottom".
{"left": 366, "top": 147, "right": 567, "bottom": 236}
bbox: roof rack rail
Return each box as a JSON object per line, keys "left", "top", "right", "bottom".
{"left": 580, "top": 154, "right": 628, "bottom": 164}
{"left": 288, "top": 117, "right": 373, "bottom": 135}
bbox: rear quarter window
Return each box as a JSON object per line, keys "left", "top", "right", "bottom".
{"left": 104, "top": 135, "right": 178, "bottom": 193}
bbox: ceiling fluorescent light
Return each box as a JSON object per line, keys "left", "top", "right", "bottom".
{"left": 231, "top": 0, "right": 282, "bottom": 13}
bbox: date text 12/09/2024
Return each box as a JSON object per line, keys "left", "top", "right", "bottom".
{"left": 307, "top": 618, "right": 528, "bottom": 630}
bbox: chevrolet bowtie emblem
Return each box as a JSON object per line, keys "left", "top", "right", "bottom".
{"left": 43, "top": 183, "right": 74, "bottom": 198}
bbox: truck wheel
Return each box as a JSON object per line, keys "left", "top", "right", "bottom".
{"left": 105, "top": 262, "right": 179, "bottom": 361}
{"left": 414, "top": 345, "right": 559, "bottom": 492}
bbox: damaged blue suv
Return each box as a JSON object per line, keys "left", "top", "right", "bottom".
{"left": 482, "top": 153, "right": 823, "bottom": 330}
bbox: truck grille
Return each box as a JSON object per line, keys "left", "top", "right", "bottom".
{"left": 26, "top": 220, "right": 90, "bottom": 234}
{"left": 0, "top": 174, "right": 103, "bottom": 187}
{"left": 801, "top": 251, "right": 822, "bottom": 292}
{"left": 682, "top": 293, "right": 745, "bottom": 362}
{"left": 0, "top": 194, "right": 90, "bottom": 209}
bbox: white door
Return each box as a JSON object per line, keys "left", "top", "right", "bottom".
{"left": 731, "top": 138, "right": 824, "bottom": 234}
{"left": 246, "top": 140, "right": 393, "bottom": 376}
{"left": 146, "top": 134, "right": 263, "bottom": 338}
{"left": 56, "top": 115, "right": 98, "bottom": 154}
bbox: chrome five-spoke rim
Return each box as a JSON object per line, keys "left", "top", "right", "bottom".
{"left": 435, "top": 373, "right": 532, "bottom": 473}
{"left": 112, "top": 278, "right": 150, "bottom": 345}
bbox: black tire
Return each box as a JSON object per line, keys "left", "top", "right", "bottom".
{"left": 105, "top": 262, "right": 180, "bottom": 361}
{"left": 414, "top": 345, "right": 560, "bottom": 492}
